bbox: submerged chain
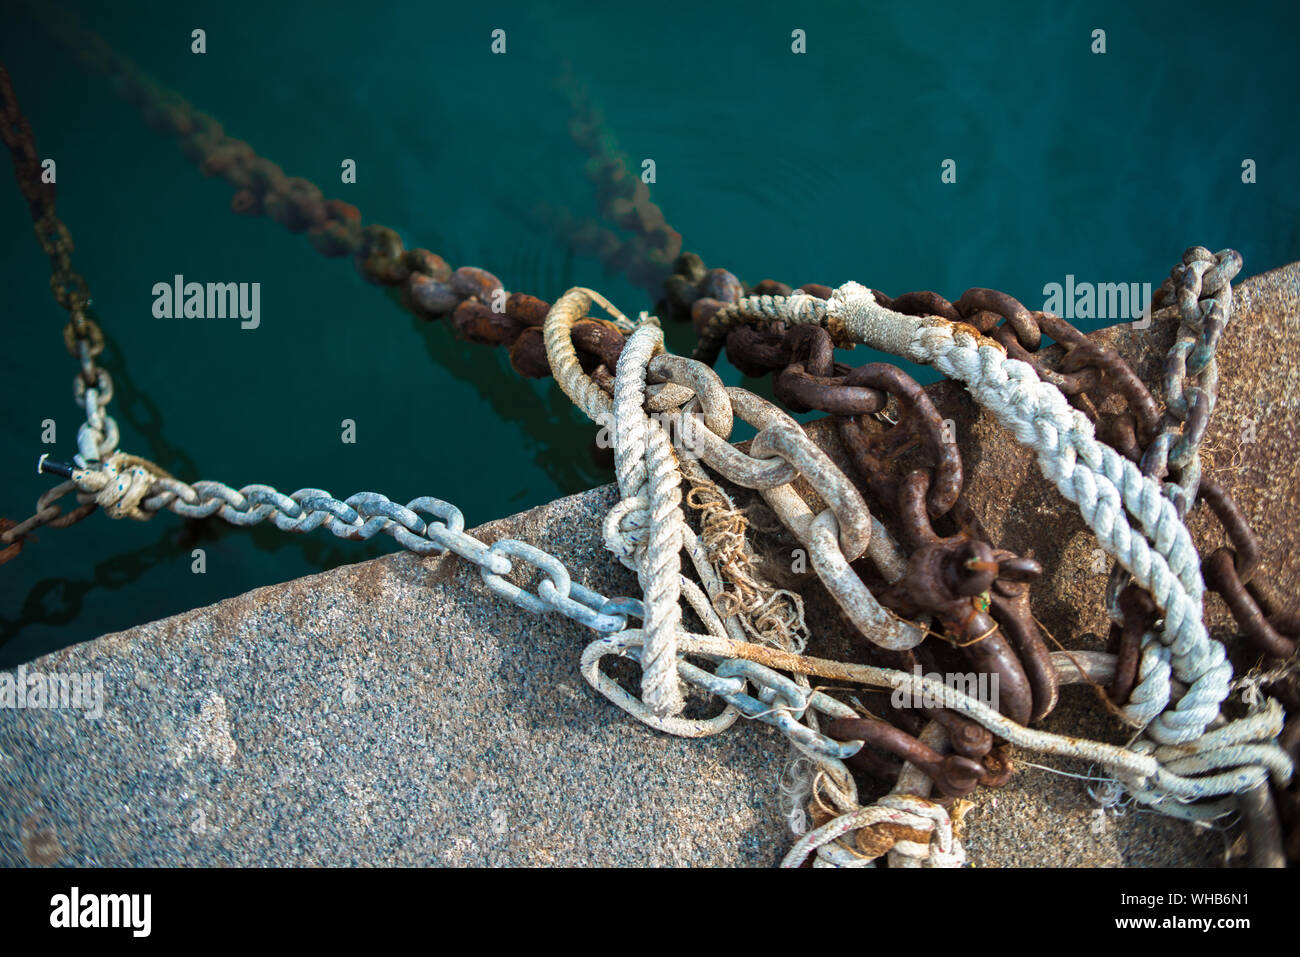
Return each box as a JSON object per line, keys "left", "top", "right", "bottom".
{"left": 7, "top": 14, "right": 1296, "bottom": 864}
{"left": 0, "top": 65, "right": 120, "bottom": 563}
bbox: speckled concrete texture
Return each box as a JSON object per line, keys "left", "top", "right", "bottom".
{"left": 0, "top": 488, "right": 789, "bottom": 866}
{"left": 2, "top": 264, "right": 1295, "bottom": 867}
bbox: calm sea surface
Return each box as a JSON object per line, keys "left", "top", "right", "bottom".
{"left": 3, "top": 0, "right": 1298, "bottom": 665}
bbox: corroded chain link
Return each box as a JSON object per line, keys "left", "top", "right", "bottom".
{"left": 33, "top": 6, "right": 639, "bottom": 387}
{"left": 702, "top": 291, "right": 1056, "bottom": 798}
{"left": 0, "top": 64, "right": 120, "bottom": 564}
{"left": 1142, "top": 246, "right": 1242, "bottom": 518}
{"left": 0, "top": 66, "right": 97, "bottom": 352}
{"left": 536, "top": 67, "right": 684, "bottom": 296}
{"left": 546, "top": 287, "right": 1029, "bottom": 804}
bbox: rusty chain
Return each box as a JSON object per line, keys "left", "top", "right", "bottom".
{"left": 10, "top": 11, "right": 1297, "bottom": 861}
{"left": 0, "top": 63, "right": 117, "bottom": 563}
{"left": 32, "top": 7, "right": 643, "bottom": 391}
{"left": 704, "top": 289, "right": 1063, "bottom": 801}
{"left": 535, "top": 66, "right": 683, "bottom": 297}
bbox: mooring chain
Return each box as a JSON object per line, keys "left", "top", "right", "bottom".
{"left": 928, "top": 260, "right": 1299, "bottom": 707}
{"left": 678, "top": 253, "right": 1294, "bottom": 857}
{"left": 1142, "top": 248, "right": 1241, "bottom": 517}
{"left": 546, "top": 288, "right": 924, "bottom": 654}
{"left": 0, "top": 64, "right": 122, "bottom": 564}
{"left": 716, "top": 308, "right": 1060, "bottom": 781}
{"left": 848, "top": 278, "right": 1194, "bottom": 732}
{"left": 3, "top": 43, "right": 631, "bottom": 563}
{"left": 542, "top": 287, "right": 1292, "bottom": 861}
{"left": 540, "top": 66, "right": 684, "bottom": 295}
{"left": 713, "top": 315, "right": 1023, "bottom": 799}
{"left": 1099, "top": 250, "right": 1241, "bottom": 728}
{"left": 9, "top": 13, "right": 1296, "bottom": 862}
{"left": 547, "top": 286, "right": 929, "bottom": 850}
{"left": 691, "top": 281, "right": 1293, "bottom": 818}
{"left": 31, "top": 16, "right": 1296, "bottom": 686}
{"left": 34, "top": 452, "right": 645, "bottom": 636}
{"left": 702, "top": 280, "right": 1268, "bottom": 842}
{"left": 581, "top": 629, "right": 1290, "bottom": 865}
{"left": 24, "top": 279, "right": 1297, "bottom": 866}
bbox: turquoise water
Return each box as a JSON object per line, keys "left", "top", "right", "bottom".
{"left": 3, "top": 0, "right": 1298, "bottom": 667}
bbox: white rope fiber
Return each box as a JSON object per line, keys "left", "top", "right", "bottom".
{"left": 609, "top": 323, "right": 689, "bottom": 716}
{"left": 705, "top": 282, "right": 1290, "bottom": 814}
{"left": 749, "top": 282, "right": 1231, "bottom": 746}
{"left": 544, "top": 283, "right": 1291, "bottom": 856}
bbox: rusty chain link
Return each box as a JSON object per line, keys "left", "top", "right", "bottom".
{"left": 10, "top": 11, "right": 1297, "bottom": 863}
{"left": 701, "top": 295, "right": 1059, "bottom": 800}
{"left": 0, "top": 63, "right": 119, "bottom": 563}
{"left": 32, "top": 6, "right": 639, "bottom": 392}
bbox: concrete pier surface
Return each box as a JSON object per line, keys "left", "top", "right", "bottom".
{"left": 3, "top": 263, "right": 1296, "bottom": 867}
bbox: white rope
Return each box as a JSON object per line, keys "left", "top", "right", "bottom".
{"left": 761, "top": 283, "right": 1229, "bottom": 746}
{"left": 781, "top": 793, "right": 965, "bottom": 868}
{"left": 716, "top": 283, "right": 1289, "bottom": 811}
{"left": 610, "top": 323, "right": 688, "bottom": 716}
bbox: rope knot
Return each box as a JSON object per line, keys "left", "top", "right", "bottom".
{"left": 70, "top": 452, "right": 171, "bottom": 521}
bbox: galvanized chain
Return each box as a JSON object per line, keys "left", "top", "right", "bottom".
{"left": 1101, "top": 249, "right": 1241, "bottom": 722}
{"left": 37, "top": 452, "right": 644, "bottom": 636}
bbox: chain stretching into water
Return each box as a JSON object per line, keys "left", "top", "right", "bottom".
{"left": 0, "top": 64, "right": 122, "bottom": 562}
{"left": 7, "top": 22, "right": 1295, "bottom": 864}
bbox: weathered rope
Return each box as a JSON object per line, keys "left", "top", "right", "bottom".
{"left": 781, "top": 793, "right": 966, "bottom": 869}
{"left": 679, "top": 455, "right": 809, "bottom": 652}
{"left": 559, "top": 283, "right": 1286, "bottom": 822}
{"left": 704, "top": 283, "right": 1226, "bottom": 746}
{"left": 542, "top": 287, "right": 691, "bottom": 714}
{"left": 626, "top": 631, "right": 1292, "bottom": 806}
{"left": 611, "top": 323, "right": 688, "bottom": 716}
